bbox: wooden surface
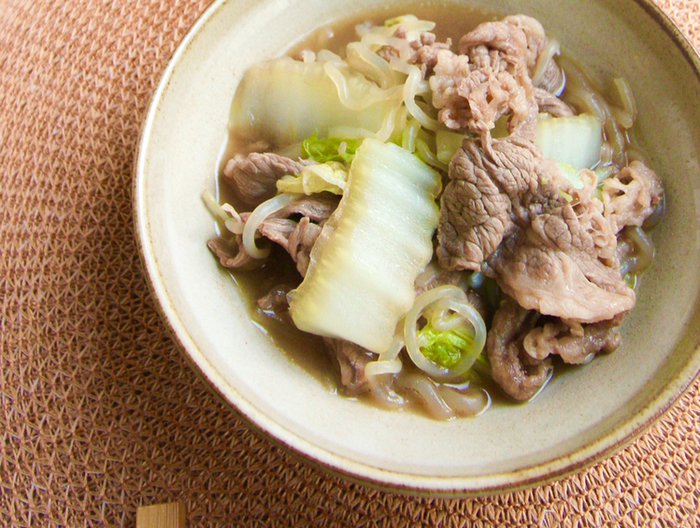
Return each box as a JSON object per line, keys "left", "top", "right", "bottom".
{"left": 136, "top": 503, "right": 186, "bottom": 528}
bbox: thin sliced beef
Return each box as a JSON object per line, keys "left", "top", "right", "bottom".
{"left": 501, "top": 15, "right": 565, "bottom": 95}
{"left": 487, "top": 296, "right": 552, "bottom": 401}
{"left": 570, "top": 170, "right": 618, "bottom": 265}
{"left": 489, "top": 296, "right": 624, "bottom": 399}
{"left": 601, "top": 161, "right": 664, "bottom": 233}
{"left": 208, "top": 193, "right": 339, "bottom": 274}
{"left": 429, "top": 17, "right": 537, "bottom": 139}
{"left": 273, "top": 193, "right": 339, "bottom": 224}
{"left": 458, "top": 18, "right": 531, "bottom": 66}
{"left": 428, "top": 51, "right": 474, "bottom": 129}
{"left": 409, "top": 32, "right": 452, "bottom": 76}
{"left": 207, "top": 235, "right": 260, "bottom": 270}
{"left": 259, "top": 217, "right": 323, "bottom": 276}
{"left": 437, "top": 135, "right": 563, "bottom": 271}
{"left": 258, "top": 193, "right": 339, "bottom": 275}
{"left": 439, "top": 130, "right": 635, "bottom": 324}
{"left": 414, "top": 263, "right": 468, "bottom": 295}
{"left": 430, "top": 15, "right": 567, "bottom": 141}
{"left": 488, "top": 207, "right": 636, "bottom": 323}
{"left": 534, "top": 87, "right": 573, "bottom": 117}
{"left": 223, "top": 153, "right": 314, "bottom": 205}
{"left": 376, "top": 27, "right": 452, "bottom": 77}
{"left": 523, "top": 316, "right": 623, "bottom": 365}
{"left": 323, "top": 338, "right": 374, "bottom": 395}
{"left": 502, "top": 15, "right": 547, "bottom": 70}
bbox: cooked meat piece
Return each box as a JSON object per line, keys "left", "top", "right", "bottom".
{"left": 502, "top": 15, "right": 564, "bottom": 94}
{"left": 432, "top": 50, "right": 536, "bottom": 139}
{"left": 437, "top": 135, "right": 563, "bottom": 271}
{"left": 211, "top": 194, "right": 338, "bottom": 273}
{"left": 488, "top": 208, "right": 636, "bottom": 323}
{"left": 223, "top": 152, "right": 314, "bottom": 205}
{"left": 439, "top": 130, "right": 634, "bottom": 323}
{"left": 570, "top": 170, "right": 619, "bottom": 265}
{"left": 376, "top": 26, "right": 451, "bottom": 76}
{"left": 437, "top": 157, "right": 511, "bottom": 271}
{"left": 523, "top": 316, "right": 623, "bottom": 365}
{"left": 458, "top": 19, "right": 530, "bottom": 66}
{"left": 257, "top": 284, "right": 293, "bottom": 323}
{"left": 287, "top": 217, "right": 322, "bottom": 275}
{"left": 430, "top": 15, "right": 568, "bottom": 141}
{"left": 414, "top": 263, "right": 468, "bottom": 295}
{"left": 429, "top": 51, "right": 473, "bottom": 129}
{"left": 487, "top": 296, "right": 553, "bottom": 401}
{"left": 261, "top": 193, "right": 338, "bottom": 275}
{"left": 430, "top": 16, "right": 539, "bottom": 140}
{"left": 323, "top": 338, "right": 374, "bottom": 395}
{"left": 501, "top": 15, "right": 547, "bottom": 70}
{"left": 534, "top": 87, "right": 573, "bottom": 117}
{"left": 207, "top": 235, "right": 260, "bottom": 270}
{"left": 409, "top": 32, "right": 452, "bottom": 76}
{"left": 377, "top": 44, "right": 400, "bottom": 63}
{"left": 601, "top": 161, "right": 664, "bottom": 233}
{"left": 461, "top": 18, "right": 537, "bottom": 137}
{"left": 257, "top": 218, "right": 296, "bottom": 249}
{"left": 259, "top": 217, "right": 323, "bottom": 276}
{"left": 272, "top": 193, "right": 340, "bottom": 224}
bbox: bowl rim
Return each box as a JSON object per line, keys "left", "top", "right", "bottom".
{"left": 133, "top": 0, "right": 700, "bottom": 496}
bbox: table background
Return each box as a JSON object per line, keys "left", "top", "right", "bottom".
{"left": 1, "top": 0, "right": 698, "bottom": 525}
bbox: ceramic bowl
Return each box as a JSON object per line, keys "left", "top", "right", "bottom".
{"left": 134, "top": 0, "right": 700, "bottom": 495}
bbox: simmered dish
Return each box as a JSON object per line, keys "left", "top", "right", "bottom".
{"left": 204, "top": 12, "right": 664, "bottom": 420}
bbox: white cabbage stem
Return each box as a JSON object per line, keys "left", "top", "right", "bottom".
{"left": 242, "top": 193, "right": 296, "bottom": 259}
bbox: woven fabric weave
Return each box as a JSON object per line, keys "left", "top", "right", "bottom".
{"left": 1, "top": 0, "right": 698, "bottom": 526}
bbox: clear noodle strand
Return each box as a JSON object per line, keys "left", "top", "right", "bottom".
{"left": 242, "top": 193, "right": 296, "bottom": 259}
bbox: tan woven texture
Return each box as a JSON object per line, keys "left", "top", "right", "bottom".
{"left": 1, "top": 0, "right": 699, "bottom": 525}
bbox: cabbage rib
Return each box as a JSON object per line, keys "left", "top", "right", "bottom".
{"left": 289, "top": 139, "right": 441, "bottom": 353}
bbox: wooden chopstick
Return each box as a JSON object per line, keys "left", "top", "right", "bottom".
{"left": 136, "top": 502, "right": 186, "bottom": 528}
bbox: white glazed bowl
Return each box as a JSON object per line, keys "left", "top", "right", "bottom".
{"left": 134, "top": 0, "right": 700, "bottom": 495}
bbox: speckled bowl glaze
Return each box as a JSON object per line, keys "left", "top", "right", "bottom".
{"left": 134, "top": 0, "right": 700, "bottom": 495}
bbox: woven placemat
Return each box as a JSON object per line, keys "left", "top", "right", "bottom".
{"left": 1, "top": 0, "right": 698, "bottom": 525}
